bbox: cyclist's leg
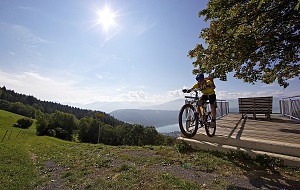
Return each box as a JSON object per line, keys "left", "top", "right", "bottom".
{"left": 208, "top": 94, "right": 217, "bottom": 121}
{"left": 198, "top": 95, "right": 204, "bottom": 112}
{"left": 200, "top": 95, "right": 208, "bottom": 119}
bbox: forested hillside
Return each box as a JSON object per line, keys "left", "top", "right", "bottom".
{"left": 0, "top": 86, "right": 174, "bottom": 145}
{"left": 0, "top": 86, "right": 122, "bottom": 125}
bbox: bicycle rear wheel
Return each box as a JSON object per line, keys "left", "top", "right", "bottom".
{"left": 178, "top": 104, "right": 199, "bottom": 138}
{"left": 204, "top": 113, "right": 216, "bottom": 137}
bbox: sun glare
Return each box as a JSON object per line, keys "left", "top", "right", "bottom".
{"left": 97, "top": 6, "right": 117, "bottom": 31}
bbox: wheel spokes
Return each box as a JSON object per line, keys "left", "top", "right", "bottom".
{"left": 184, "top": 109, "right": 196, "bottom": 133}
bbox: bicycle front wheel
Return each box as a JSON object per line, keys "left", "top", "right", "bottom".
{"left": 178, "top": 104, "right": 199, "bottom": 138}
{"left": 204, "top": 113, "right": 216, "bottom": 137}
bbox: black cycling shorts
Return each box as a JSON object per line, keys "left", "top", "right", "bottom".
{"left": 201, "top": 94, "right": 216, "bottom": 105}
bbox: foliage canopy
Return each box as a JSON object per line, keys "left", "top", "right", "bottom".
{"left": 15, "top": 117, "right": 33, "bottom": 129}
{"left": 189, "top": 0, "right": 300, "bottom": 87}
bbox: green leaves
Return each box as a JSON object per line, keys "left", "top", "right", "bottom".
{"left": 15, "top": 117, "right": 33, "bottom": 129}
{"left": 190, "top": 0, "right": 300, "bottom": 87}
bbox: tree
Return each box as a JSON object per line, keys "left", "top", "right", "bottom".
{"left": 142, "top": 126, "right": 159, "bottom": 145}
{"left": 189, "top": 0, "right": 300, "bottom": 87}
{"left": 15, "top": 117, "right": 33, "bottom": 129}
{"left": 47, "top": 111, "right": 78, "bottom": 141}
{"left": 78, "top": 117, "right": 93, "bottom": 143}
{"left": 36, "top": 115, "right": 49, "bottom": 136}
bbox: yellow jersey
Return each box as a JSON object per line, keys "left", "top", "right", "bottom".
{"left": 192, "top": 79, "right": 215, "bottom": 95}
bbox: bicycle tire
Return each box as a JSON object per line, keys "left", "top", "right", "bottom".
{"left": 178, "top": 104, "right": 199, "bottom": 138}
{"left": 204, "top": 113, "right": 216, "bottom": 137}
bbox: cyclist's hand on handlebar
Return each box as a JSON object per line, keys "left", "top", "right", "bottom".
{"left": 182, "top": 89, "right": 191, "bottom": 93}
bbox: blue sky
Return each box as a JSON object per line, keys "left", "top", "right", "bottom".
{"left": 0, "top": 0, "right": 299, "bottom": 110}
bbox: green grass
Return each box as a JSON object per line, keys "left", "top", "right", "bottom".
{"left": 0, "top": 110, "right": 37, "bottom": 190}
{"left": 1, "top": 109, "right": 300, "bottom": 190}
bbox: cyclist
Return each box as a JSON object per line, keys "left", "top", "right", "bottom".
{"left": 183, "top": 73, "right": 217, "bottom": 126}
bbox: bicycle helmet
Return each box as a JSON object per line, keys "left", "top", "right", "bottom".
{"left": 195, "top": 73, "right": 204, "bottom": 81}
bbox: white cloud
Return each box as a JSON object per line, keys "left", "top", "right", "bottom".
{"left": 166, "top": 88, "right": 290, "bottom": 102}
{"left": 18, "top": 6, "right": 39, "bottom": 12}
{"left": 1, "top": 23, "right": 53, "bottom": 63}
{"left": 216, "top": 90, "right": 285, "bottom": 100}
{"left": 167, "top": 89, "right": 182, "bottom": 98}
{"left": 134, "top": 20, "right": 156, "bottom": 36}
{"left": 119, "top": 90, "right": 150, "bottom": 101}
{"left": 0, "top": 70, "right": 156, "bottom": 105}
{"left": 115, "top": 90, "right": 180, "bottom": 104}
{"left": 10, "top": 24, "right": 52, "bottom": 44}
{"left": 95, "top": 74, "right": 104, "bottom": 80}
{"left": 0, "top": 70, "right": 81, "bottom": 101}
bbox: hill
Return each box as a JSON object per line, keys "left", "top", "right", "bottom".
{"left": 141, "top": 98, "right": 184, "bottom": 111}
{"left": 1, "top": 86, "right": 179, "bottom": 145}
{"left": 0, "top": 86, "right": 124, "bottom": 126}
{"left": 110, "top": 109, "right": 178, "bottom": 127}
{"left": 74, "top": 99, "right": 184, "bottom": 113}
{"left": 1, "top": 109, "right": 299, "bottom": 189}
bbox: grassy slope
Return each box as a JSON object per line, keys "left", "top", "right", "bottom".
{"left": 1, "top": 109, "right": 300, "bottom": 190}
{"left": 0, "top": 110, "right": 37, "bottom": 189}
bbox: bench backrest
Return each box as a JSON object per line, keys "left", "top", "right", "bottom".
{"left": 238, "top": 96, "right": 273, "bottom": 114}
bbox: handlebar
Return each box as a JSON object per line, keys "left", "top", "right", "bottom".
{"left": 184, "top": 96, "right": 196, "bottom": 99}
{"left": 182, "top": 89, "right": 199, "bottom": 100}
{"left": 182, "top": 88, "right": 205, "bottom": 94}
{"left": 182, "top": 88, "right": 212, "bottom": 107}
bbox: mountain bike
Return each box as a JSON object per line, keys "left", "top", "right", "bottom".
{"left": 178, "top": 89, "right": 216, "bottom": 138}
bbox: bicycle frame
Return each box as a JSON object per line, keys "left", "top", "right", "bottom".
{"left": 184, "top": 90, "right": 211, "bottom": 124}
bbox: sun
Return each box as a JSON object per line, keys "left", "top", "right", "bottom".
{"left": 97, "top": 6, "right": 117, "bottom": 31}
{"left": 91, "top": 4, "right": 121, "bottom": 41}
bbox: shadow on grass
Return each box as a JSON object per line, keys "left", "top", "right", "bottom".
{"left": 208, "top": 150, "right": 300, "bottom": 190}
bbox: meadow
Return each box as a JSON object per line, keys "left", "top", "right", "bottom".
{"left": 1, "top": 109, "right": 299, "bottom": 190}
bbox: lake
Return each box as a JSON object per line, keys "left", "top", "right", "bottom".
{"left": 156, "top": 123, "right": 180, "bottom": 133}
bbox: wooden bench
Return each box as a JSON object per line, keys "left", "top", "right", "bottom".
{"left": 238, "top": 96, "right": 273, "bottom": 119}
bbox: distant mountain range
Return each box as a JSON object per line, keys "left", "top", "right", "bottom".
{"left": 110, "top": 109, "right": 179, "bottom": 127}
{"left": 67, "top": 99, "right": 186, "bottom": 113}
{"left": 66, "top": 98, "right": 281, "bottom": 128}
{"left": 67, "top": 97, "right": 281, "bottom": 114}
{"left": 105, "top": 99, "right": 185, "bottom": 127}
{"left": 142, "top": 99, "right": 185, "bottom": 110}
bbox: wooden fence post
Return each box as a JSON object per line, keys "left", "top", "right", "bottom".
{"left": 16, "top": 131, "right": 22, "bottom": 137}
{"left": 2, "top": 130, "right": 8, "bottom": 142}
{"left": 7, "top": 131, "right": 13, "bottom": 140}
